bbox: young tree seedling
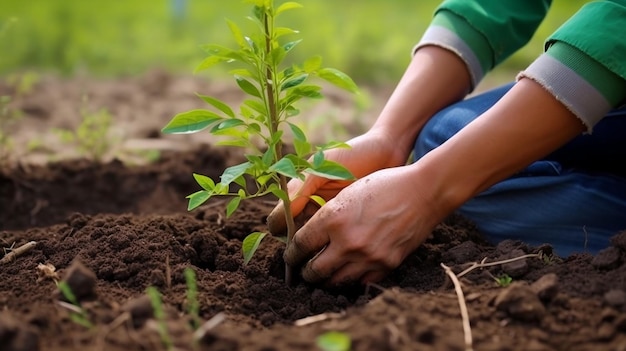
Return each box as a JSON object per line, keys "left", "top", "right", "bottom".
{"left": 162, "top": 0, "right": 358, "bottom": 285}
{"left": 184, "top": 267, "right": 200, "bottom": 330}
{"left": 57, "top": 281, "right": 94, "bottom": 329}
{"left": 54, "top": 97, "right": 115, "bottom": 163}
{"left": 494, "top": 273, "right": 513, "bottom": 287}
{"left": 147, "top": 286, "right": 174, "bottom": 351}
{"left": 316, "top": 331, "right": 352, "bottom": 351}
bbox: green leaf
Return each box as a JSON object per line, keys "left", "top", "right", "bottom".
{"left": 275, "top": 2, "right": 303, "bottom": 16}
{"left": 247, "top": 122, "right": 262, "bottom": 134}
{"left": 294, "top": 139, "right": 311, "bottom": 157}
{"left": 313, "top": 150, "right": 324, "bottom": 168}
{"left": 193, "top": 173, "right": 215, "bottom": 191}
{"left": 285, "top": 154, "right": 311, "bottom": 171}
{"left": 246, "top": 154, "right": 264, "bottom": 168}
{"left": 269, "top": 185, "right": 289, "bottom": 202}
{"left": 229, "top": 68, "right": 255, "bottom": 78}
{"left": 200, "top": 44, "right": 235, "bottom": 58}
{"left": 270, "top": 46, "right": 286, "bottom": 66}
{"left": 226, "top": 19, "right": 246, "bottom": 48}
{"left": 244, "top": 36, "right": 258, "bottom": 53}
{"left": 221, "top": 162, "right": 252, "bottom": 185}
{"left": 275, "top": 27, "right": 299, "bottom": 38}
{"left": 210, "top": 118, "right": 245, "bottom": 133}
{"left": 303, "top": 55, "right": 322, "bottom": 73}
{"left": 243, "top": 99, "right": 267, "bottom": 115}
{"left": 186, "top": 190, "right": 211, "bottom": 211}
{"left": 316, "top": 331, "right": 351, "bottom": 351}
{"left": 226, "top": 196, "right": 242, "bottom": 217}
{"left": 269, "top": 130, "right": 284, "bottom": 145}
{"left": 309, "top": 195, "right": 326, "bottom": 207}
{"left": 162, "top": 110, "right": 222, "bottom": 134}
{"left": 242, "top": 232, "right": 268, "bottom": 265}
{"left": 234, "top": 175, "right": 248, "bottom": 190}
{"left": 216, "top": 139, "right": 249, "bottom": 147}
{"left": 196, "top": 94, "right": 235, "bottom": 117}
{"left": 306, "top": 160, "right": 354, "bottom": 180}
{"left": 319, "top": 140, "right": 351, "bottom": 150}
{"left": 281, "top": 74, "right": 308, "bottom": 90}
{"left": 268, "top": 158, "right": 299, "bottom": 179}
{"left": 235, "top": 76, "right": 262, "bottom": 98}
{"left": 318, "top": 68, "right": 359, "bottom": 93}
{"left": 287, "top": 122, "right": 306, "bottom": 142}
{"left": 251, "top": 5, "right": 264, "bottom": 21}
{"left": 256, "top": 173, "right": 274, "bottom": 186}
{"left": 293, "top": 85, "right": 323, "bottom": 98}
{"left": 285, "top": 105, "right": 300, "bottom": 117}
{"left": 283, "top": 39, "right": 302, "bottom": 53}
{"left": 194, "top": 56, "right": 225, "bottom": 74}
{"left": 261, "top": 147, "right": 275, "bottom": 166}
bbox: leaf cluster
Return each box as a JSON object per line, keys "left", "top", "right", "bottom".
{"left": 162, "top": 0, "right": 358, "bottom": 215}
{"left": 54, "top": 104, "right": 114, "bottom": 163}
{"left": 57, "top": 281, "right": 94, "bottom": 329}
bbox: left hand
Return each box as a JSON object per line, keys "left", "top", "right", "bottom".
{"left": 283, "top": 164, "right": 446, "bottom": 286}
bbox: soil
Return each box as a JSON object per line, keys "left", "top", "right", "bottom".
{"left": 1, "top": 73, "right": 626, "bottom": 351}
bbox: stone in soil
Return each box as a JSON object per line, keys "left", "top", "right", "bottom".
{"left": 61, "top": 258, "right": 97, "bottom": 301}
{"left": 494, "top": 282, "right": 546, "bottom": 323}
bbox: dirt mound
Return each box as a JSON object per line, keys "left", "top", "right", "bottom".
{"left": 1, "top": 146, "right": 625, "bottom": 351}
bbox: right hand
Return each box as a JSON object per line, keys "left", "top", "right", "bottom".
{"left": 267, "top": 129, "right": 409, "bottom": 235}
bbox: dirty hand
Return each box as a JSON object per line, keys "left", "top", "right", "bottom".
{"left": 281, "top": 165, "right": 444, "bottom": 285}
{"left": 267, "top": 129, "right": 408, "bottom": 236}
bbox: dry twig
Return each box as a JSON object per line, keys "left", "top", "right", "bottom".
{"left": 0, "top": 241, "right": 37, "bottom": 264}
{"left": 193, "top": 312, "right": 227, "bottom": 341}
{"left": 294, "top": 311, "right": 345, "bottom": 327}
{"left": 441, "top": 263, "right": 473, "bottom": 351}
{"left": 456, "top": 253, "right": 541, "bottom": 279}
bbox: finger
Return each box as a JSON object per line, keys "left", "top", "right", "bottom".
{"left": 328, "top": 263, "right": 366, "bottom": 286}
{"left": 361, "top": 270, "right": 388, "bottom": 285}
{"left": 283, "top": 212, "right": 330, "bottom": 266}
{"left": 299, "top": 242, "right": 345, "bottom": 283}
{"left": 328, "top": 261, "right": 389, "bottom": 286}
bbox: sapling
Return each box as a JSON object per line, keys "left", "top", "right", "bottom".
{"left": 54, "top": 98, "right": 115, "bottom": 163}
{"left": 57, "top": 281, "right": 94, "bottom": 329}
{"left": 494, "top": 273, "right": 513, "bottom": 288}
{"left": 162, "top": 0, "right": 358, "bottom": 284}
{"left": 147, "top": 286, "right": 174, "bottom": 351}
{"left": 184, "top": 267, "right": 200, "bottom": 330}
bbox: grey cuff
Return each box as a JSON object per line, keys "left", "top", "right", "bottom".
{"left": 412, "top": 25, "right": 484, "bottom": 90}
{"left": 518, "top": 54, "right": 612, "bottom": 133}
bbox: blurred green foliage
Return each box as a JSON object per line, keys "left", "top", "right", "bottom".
{"left": 0, "top": 0, "right": 587, "bottom": 85}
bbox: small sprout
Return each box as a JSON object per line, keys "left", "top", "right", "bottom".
{"left": 146, "top": 286, "right": 174, "bottom": 351}
{"left": 184, "top": 267, "right": 200, "bottom": 330}
{"left": 54, "top": 101, "right": 115, "bottom": 163}
{"left": 316, "top": 331, "right": 352, "bottom": 351}
{"left": 495, "top": 274, "right": 513, "bottom": 287}
{"left": 57, "top": 281, "right": 93, "bottom": 329}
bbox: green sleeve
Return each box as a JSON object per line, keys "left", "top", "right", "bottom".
{"left": 415, "top": 0, "right": 551, "bottom": 89}
{"left": 519, "top": 0, "right": 626, "bottom": 131}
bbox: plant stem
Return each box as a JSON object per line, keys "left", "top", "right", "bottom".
{"left": 263, "top": 8, "right": 297, "bottom": 285}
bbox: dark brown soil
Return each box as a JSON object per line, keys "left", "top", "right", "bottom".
{"left": 1, "top": 75, "right": 625, "bottom": 351}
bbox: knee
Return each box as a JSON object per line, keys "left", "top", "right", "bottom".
{"left": 413, "top": 106, "right": 469, "bottom": 160}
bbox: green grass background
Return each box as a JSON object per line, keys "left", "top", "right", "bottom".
{"left": 0, "top": 0, "right": 587, "bottom": 86}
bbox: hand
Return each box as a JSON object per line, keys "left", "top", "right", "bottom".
{"left": 267, "top": 129, "right": 409, "bottom": 236}
{"left": 281, "top": 165, "right": 446, "bottom": 285}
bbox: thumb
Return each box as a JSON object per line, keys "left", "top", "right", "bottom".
{"left": 267, "top": 175, "right": 323, "bottom": 235}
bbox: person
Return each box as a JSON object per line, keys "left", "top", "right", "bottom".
{"left": 267, "top": 0, "right": 626, "bottom": 286}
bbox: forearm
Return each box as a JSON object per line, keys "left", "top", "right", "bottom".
{"left": 369, "top": 46, "right": 471, "bottom": 165}
{"left": 410, "top": 78, "right": 586, "bottom": 216}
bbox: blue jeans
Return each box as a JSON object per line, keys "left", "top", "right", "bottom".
{"left": 414, "top": 83, "right": 626, "bottom": 256}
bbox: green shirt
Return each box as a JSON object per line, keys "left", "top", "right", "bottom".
{"left": 415, "top": 0, "right": 626, "bottom": 131}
